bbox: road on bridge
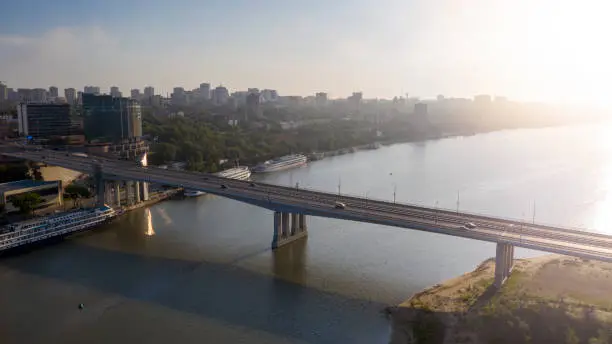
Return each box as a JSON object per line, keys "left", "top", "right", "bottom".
{"left": 4, "top": 146, "right": 612, "bottom": 263}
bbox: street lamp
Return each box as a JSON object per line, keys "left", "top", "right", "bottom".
{"left": 365, "top": 191, "right": 369, "bottom": 206}
{"left": 456, "top": 191, "right": 460, "bottom": 214}
{"left": 393, "top": 183, "right": 397, "bottom": 204}
{"left": 337, "top": 177, "right": 341, "bottom": 199}
{"left": 435, "top": 200, "right": 439, "bottom": 223}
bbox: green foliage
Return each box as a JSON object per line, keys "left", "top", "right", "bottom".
{"left": 0, "top": 163, "right": 30, "bottom": 183}
{"left": 10, "top": 192, "right": 43, "bottom": 214}
{"left": 65, "top": 184, "right": 91, "bottom": 198}
{"left": 143, "top": 113, "right": 381, "bottom": 172}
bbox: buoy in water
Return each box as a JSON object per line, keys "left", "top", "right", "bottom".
{"left": 78, "top": 303, "right": 84, "bottom": 310}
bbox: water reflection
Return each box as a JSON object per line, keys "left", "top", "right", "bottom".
{"left": 145, "top": 208, "right": 155, "bottom": 236}
{"left": 114, "top": 209, "right": 150, "bottom": 249}
{"left": 272, "top": 238, "right": 308, "bottom": 285}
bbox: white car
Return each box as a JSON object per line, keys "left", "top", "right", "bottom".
{"left": 464, "top": 222, "right": 477, "bottom": 229}
{"left": 335, "top": 202, "right": 346, "bottom": 209}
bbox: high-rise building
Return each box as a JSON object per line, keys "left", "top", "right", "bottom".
{"left": 49, "top": 86, "right": 59, "bottom": 98}
{"left": 171, "top": 87, "right": 186, "bottom": 105}
{"left": 31, "top": 88, "right": 47, "bottom": 103}
{"left": 261, "top": 89, "right": 278, "bottom": 102}
{"left": 130, "top": 89, "right": 141, "bottom": 100}
{"left": 474, "top": 94, "right": 492, "bottom": 104}
{"left": 315, "top": 92, "right": 328, "bottom": 106}
{"left": 0, "top": 82, "right": 7, "bottom": 101}
{"left": 16, "top": 103, "right": 83, "bottom": 142}
{"left": 64, "top": 88, "right": 76, "bottom": 105}
{"left": 84, "top": 86, "right": 100, "bottom": 95}
{"left": 143, "top": 86, "right": 154, "bottom": 99}
{"left": 349, "top": 92, "right": 363, "bottom": 103}
{"left": 7, "top": 88, "right": 18, "bottom": 102}
{"left": 82, "top": 94, "right": 142, "bottom": 143}
{"left": 246, "top": 92, "right": 261, "bottom": 120}
{"left": 199, "top": 83, "right": 210, "bottom": 100}
{"left": 213, "top": 86, "right": 229, "bottom": 105}
{"left": 110, "top": 86, "right": 122, "bottom": 98}
{"left": 17, "top": 89, "right": 32, "bottom": 103}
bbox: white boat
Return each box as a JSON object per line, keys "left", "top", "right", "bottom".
{"left": 0, "top": 205, "right": 117, "bottom": 251}
{"left": 214, "top": 165, "right": 251, "bottom": 180}
{"left": 184, "top": 190, "right": 206, "bottom": 197}
{"left": 252, "top": 154, "right": 307, "bottom": 173}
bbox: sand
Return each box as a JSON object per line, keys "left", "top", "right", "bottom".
{"left": 387, "top": 255, "right": 612, "bottom": 344}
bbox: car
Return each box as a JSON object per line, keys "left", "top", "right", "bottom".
{"left": 220, "top": 184, "right": 228, "bottom": 189}
{"left": 459, "top": 225, "right": 469, "bottom": 230}
{"left": 249, "top": 182, "right": 256, "bottom": 187}
{"left": 465, "top": 222, "right": 477, "bottom": 229}
{"left": 334, "top": 202, "right": 346, "bottom": 209}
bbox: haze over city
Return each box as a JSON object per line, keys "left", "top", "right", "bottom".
{"left": 1, "top": 0, "right": 611, "bottom": 105}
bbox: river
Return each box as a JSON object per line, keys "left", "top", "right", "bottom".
{"left": 1, "top": 123, "right": 611, "bottom": 343}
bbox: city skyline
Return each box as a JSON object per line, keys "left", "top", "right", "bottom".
{"left": 1, "top": 1, "right": 611, "bottom": 106}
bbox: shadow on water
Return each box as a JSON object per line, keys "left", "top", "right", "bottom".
{"left": 1, "top": 238, "right": 389, "bottom": 343}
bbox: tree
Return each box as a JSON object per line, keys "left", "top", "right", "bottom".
{"left": 65, "top": 184, "right": 91, "bottom": 208}
{"left": 10, "top": 192, "right": 43, "bottom": 215}
{"left": 0, "top": 163, "right": 30, "bottom": 183}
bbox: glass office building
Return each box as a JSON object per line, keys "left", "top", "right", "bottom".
{"left": 82, "top": 94, "right": 142, "bottom": 143}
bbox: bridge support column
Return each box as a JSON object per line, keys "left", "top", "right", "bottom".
{"left": 494, "top": 242, "right": 514, "bottom": 288}
{"left": 126, "top": 181, "right": 133, "bottom": 205}
{"left": 104, "top": 182, "right": 113, "bottom": 205}
{"left": 96, "top": 178, "right": 106, "bottom": 207}
{"left": 141, "top": 182, "right": 149, "bottom": 201}
{"left": 271, "top": 212, "right": 308, "bottom": 249}
{"left": 135, "top": 181, "right": 141, "bottom": 203}
{"left": 115, "top": 182, "right": 121, "bottom": 207}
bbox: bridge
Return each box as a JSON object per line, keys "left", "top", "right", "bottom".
{"left": 4, "top": 145, "right": 612, "bottom": 288}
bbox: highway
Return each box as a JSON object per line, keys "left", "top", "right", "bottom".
{"left": 4, "top": 146, "right": 612, "bottom": 263}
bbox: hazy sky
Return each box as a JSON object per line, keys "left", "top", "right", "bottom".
{"left": 1, "top": 0, "right": 611, "bottom": 104}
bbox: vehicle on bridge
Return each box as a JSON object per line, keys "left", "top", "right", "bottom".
{"left": 335, "top": 202, "right": 346, "bottom": 209}
{"left": 460, "top": 222, "right": 477, "bottom": 230}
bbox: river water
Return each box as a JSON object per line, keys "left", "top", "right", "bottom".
{"left": 1, "top": 123, "right": 611, "bottom": 343}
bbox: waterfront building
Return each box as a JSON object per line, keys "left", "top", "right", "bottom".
{"left": 16, "top": 103, "right": 83, "bottom": 143}
{"left": 82, "top": 94, "right": 142, "bottom": 143}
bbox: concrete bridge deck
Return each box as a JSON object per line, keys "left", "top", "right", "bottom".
{"left": 4, "top": 146, "right": 612, "bottom": 287}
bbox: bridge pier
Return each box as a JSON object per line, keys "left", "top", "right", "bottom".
{"left": 115, "top": 181, "right": 121, "bottom": 206}
{"left": 126, "top": 181, "right": 133, "bottom": 205}
{"left": 141, "top": 182, "right": 149, "bottom": 201}
{"left": 135, "top": 181, "right": 141, "bottom": 203}
{"left": 494, "top": 242, "right": 514, "bottom": 288}
{"left": 272, "top": 212, "right": 308, "bottom": 249}
{"left": 105, "top": 182, "right": 113, "bottom": 205}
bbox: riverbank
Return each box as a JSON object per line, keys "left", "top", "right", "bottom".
{"left": 387, "top": 254, "right": 612, "bottom": 344}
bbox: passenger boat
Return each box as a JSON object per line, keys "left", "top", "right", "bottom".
{"left": 0, "top": 205, "right": 117, "bottom": 251}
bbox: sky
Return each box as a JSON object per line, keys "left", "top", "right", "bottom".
{"left": 1, "top": 0, "right": 611, "bottom": 105}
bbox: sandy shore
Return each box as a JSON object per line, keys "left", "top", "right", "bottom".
{"left": 387, "top": 255, "right": 612, "bottom": 344}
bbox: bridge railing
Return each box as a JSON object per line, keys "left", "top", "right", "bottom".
{"left": 9, "top": 148, "right": 604, "bottom": 237}
{"left": 268, "top": 182, "right": 603, "bottom": 236}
